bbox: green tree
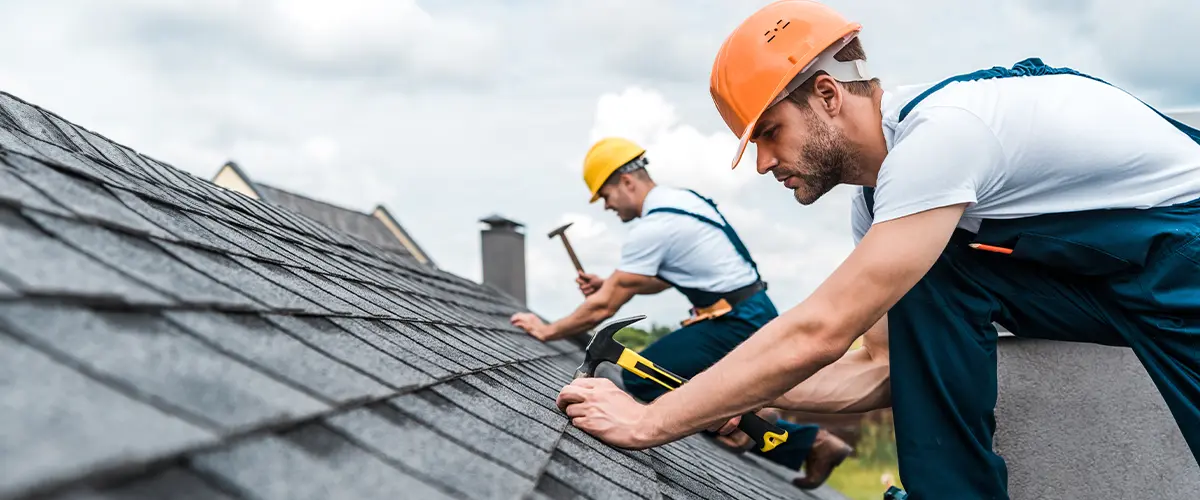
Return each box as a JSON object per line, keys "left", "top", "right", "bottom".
{"left": 613, "top": 323, "right": 674, "bottom": 352}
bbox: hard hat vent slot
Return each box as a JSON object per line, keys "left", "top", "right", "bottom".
{"left": 764, "top": 19, "right": 791, "bottom": 43}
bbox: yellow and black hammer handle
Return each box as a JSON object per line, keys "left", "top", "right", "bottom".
{"left": 615, "top": 348, "right": 789, "bottom": 453}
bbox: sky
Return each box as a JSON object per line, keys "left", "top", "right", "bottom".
{"left": 1, "top": 0, "right": 1198, "bottom": 330}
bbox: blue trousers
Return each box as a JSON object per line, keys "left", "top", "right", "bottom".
{"left": 890, "top": 202, "right": 1200, "bottom": 499}
{"left": 622, "top": 291, "right": 821, "bottom": 470}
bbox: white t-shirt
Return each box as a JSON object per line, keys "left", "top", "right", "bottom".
{"left": 852, "top": 73, "right": 1200, "bottom": 244}
{"left": 617, "top": 186, "right": 759, "bottom": 293}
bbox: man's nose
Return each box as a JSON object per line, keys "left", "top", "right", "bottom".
{"left": 756, "top": 148, "right": 778, "bottom": 175}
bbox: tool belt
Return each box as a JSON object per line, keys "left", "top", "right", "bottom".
{"left": 681, "top": 280, "right": 765, "bottom": 327}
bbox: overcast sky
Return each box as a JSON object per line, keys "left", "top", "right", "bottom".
{"left": 2, "top": 0, "right": 1197, "bottom": 329}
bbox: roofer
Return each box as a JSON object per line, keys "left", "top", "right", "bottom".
{"left": 553, "top": 1, "right": 1200, "bottom": 498}
{"left": 510, "top": 136, "right": 852, "bottom": 488}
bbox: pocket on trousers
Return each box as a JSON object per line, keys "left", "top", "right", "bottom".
{"left": 1010, "top": 233, "right": 1134, "bottom": 276}
{"left": 1134, "top": 233, "right": 1200, "bottom": 334}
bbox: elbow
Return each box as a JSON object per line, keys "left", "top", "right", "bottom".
{"left": 780, "top": 312, "right": 853, "bottom": 371}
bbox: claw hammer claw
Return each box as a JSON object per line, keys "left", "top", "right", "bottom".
{"left": 573, "top": 315, "right": 789, "bottom": 453}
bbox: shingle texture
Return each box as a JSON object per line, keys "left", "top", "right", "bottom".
{"left": 255, "top": 183, "right": 416, "bottom": 260}
{"left": 0, "top": 91, "right": 844, "bottom": 500}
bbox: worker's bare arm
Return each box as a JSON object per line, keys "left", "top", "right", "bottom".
{"left": 512, "top": 271, "right": 668, "bottom": 342}
{"left": 554, "top": 203, "right": 967, "bottom": 449}
{"left": 770, "top": 314, "right": 890, "bottom": 414}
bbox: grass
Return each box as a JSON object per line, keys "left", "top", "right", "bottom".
{"left": 824, "top": 457, "right": 902, "bottom": 500}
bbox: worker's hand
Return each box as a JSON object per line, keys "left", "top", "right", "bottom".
{"left": 556, "top": 377, "right": 666, "bottom": 450}
{"left": 510, "top": 312, "right": 555, "bottom": 341}
{"left": 713, "top": 428, "right": 754, "bottom": 452}
{"left": 575, "top": 272, "right": 604, "bottom": 296}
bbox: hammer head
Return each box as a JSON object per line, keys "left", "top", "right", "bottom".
{"left": 547, "top": 222, "right": 574, "bottom": 239}
{"left": 574, "top": 314, "right": 646, "bottom": 379}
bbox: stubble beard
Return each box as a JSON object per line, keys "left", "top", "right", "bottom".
{"left": 785, "top": 112, "right": 861, "bottom": 206}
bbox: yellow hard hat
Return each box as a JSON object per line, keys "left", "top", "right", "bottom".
{"left": 582, "top": 137, "right": 646, "bottom": 203}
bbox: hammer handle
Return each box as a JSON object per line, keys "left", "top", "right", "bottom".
{"left": 560, "top": 236, "right": 585, "bottom": 273}
{"left": 615, "top": 348, "right": 789, "bottom": 453}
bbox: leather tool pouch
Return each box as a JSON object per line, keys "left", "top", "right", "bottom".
{"left": 681, "top": 298, "right": 733, "bottom": 327}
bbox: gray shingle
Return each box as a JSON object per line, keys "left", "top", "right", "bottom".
{"left": 0, "top": 207, "right": 172, "bottom": 305}
{"left": 8, "top": 155, "right": 159, "bottom": 235}
{"left": 187, "top": 213, "right": 291, "bottom": 264}
{"left": 384, "top": 319, "right": 485, "bottom": 371}
{"left": 288, "top": 268, "right": 392, "bottom": 317}
{"left": 25, "top": 212, "right": 259, "bottom": 309}
{"left": 22, "top": 138, "right": 138, "bottom": 189}
{"left": 166, "top": 311, "right": 394, "bottom": 404}
{"left": 156, "top": 241, "right": 322, "bottom": 313}
{"left": 325, "top": 317, "right": 451, "bottom": 380}
{"left": 0, "top": 276, "right": 16, "bottom": 298}
{"left": 429, "top": 379, "right": 564, "bottom": 450}
{"left": 646, "top": 454, "right": 731, "bottom": 500}
{"left": 72, "top": 126, "right": 151, "bottom": 181}
{"left": 0, "top": 303, "right": 329, "bottom": 430}
{"left": 429, "top": 324, "right": 507, "bottom": 366}
{"left": 544, "top": 451, "right": 648, "bottom": 500}
{"left": 387, "top": 391, "right": 549, "bottom": 477}
{"left": 232, "top": 257, "right": 362, "bottom": 315}
{"left": 557, "top": 434, "right": 657, "bottom": 493}
{"left": 327, "top": 406, "right": 533, "bottom": 499}
{"left": 265, "top": 314, "right": 426, "bottom": 390}
{"left": 0, "top": 94, "right": 71, "bottom": 146}
{"left": 191, "top": 426, "right": 456, "bottom": 500}
{"left": 563, "top": 426, "right": 656, "bottom": 476}
{"left": 533, "top": 474, "right": 590, "bottom": 500}
{"left": 0, "top": 332, "right": 213, "bottom": 499}
{"left": 0, "top": 126, "right": 39, "bottom": 156}
{"left": 459, "top": 373, "right": 567, "bottom": 429}
{"left": 66, "top": 468, "right": 236, "bottom": 500}
{"left": 39, "top": 113, "right": 106, "bottom": 161}
{"left": 109, "top": 189, "right": 225, "bottom": 245}
{"left": 0, "top": 161, "right": 73, "bottom": 216}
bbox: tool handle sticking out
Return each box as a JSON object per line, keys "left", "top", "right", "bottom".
{"left": 613, "top": 347, "right": 789, "bottom": 453}
{"left": 735, "top": 412, "right": 789, "bottom": 453}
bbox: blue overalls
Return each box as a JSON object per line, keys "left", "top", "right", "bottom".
{"left": 622, "top": 189, "right": 821, "bottom": 469}
{"left": 867, "top": 58, "right": 1200, "bottom": 499}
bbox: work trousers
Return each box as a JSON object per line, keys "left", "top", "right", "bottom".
{"left": 622, "top": 291, "right": 821, "bottom": 470}
{"left": 891, "top": 204, "right": 1200, "bottom": 499}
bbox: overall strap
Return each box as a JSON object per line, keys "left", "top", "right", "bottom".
{"left": 897, "top": 57, "right": 1200, "bottom": 146}
{"left": 865, "top": 57, "right": 1200, "bottom": 221}
{"left": 646, "top": 189, "right": 761, "bottom": 279}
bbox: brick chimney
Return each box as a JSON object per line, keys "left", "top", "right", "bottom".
{"left": 479, "top": 214, "right": 526, "bottom": 306}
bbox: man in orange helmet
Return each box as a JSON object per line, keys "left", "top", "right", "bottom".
{"left": 554, "top": 1, "right": 1200, "bottom": 498}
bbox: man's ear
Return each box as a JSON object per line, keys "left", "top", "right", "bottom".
{"left": 812, "top": 74, "right": 842, "bottom": 118}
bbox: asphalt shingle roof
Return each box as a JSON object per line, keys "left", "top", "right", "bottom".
{"left": 0, "top": 91, "right": 844, "bottom": 500}
{"left": 252, "top": 183, "right": 418, "bottom": 261}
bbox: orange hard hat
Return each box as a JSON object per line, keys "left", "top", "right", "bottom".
{"left": 711, "top": 0, "right": 869, "bottom": 168}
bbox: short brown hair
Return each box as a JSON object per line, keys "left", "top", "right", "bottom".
{"left": 786, "top": 37, "right": 880, "bottom": 107}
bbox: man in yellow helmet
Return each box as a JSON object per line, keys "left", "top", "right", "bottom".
{"left": 554, "top": 1, "right": 1200, "bottom": 499}
{"left": 509, "top": 136, "right": 852, "bottom": 488}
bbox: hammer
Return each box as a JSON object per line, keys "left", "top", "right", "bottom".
{"left": 548, "top": 222, "right": 585, "bottom": 273}
{"left": 574, "top": 315, "right": 790, "bottom": 453}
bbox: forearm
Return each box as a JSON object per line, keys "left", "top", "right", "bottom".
{"left": 772, "top": 347, "right": 890, "bottom": 413}
{"left": 546, "top": 295, "right": 616, "bottom": 341}
{"left": 773, "top": 316, "right": 891, "bottom": 414}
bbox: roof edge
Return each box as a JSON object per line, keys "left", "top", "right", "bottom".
{"left": 372, "top": 205, "right": 435, "bottom": 267}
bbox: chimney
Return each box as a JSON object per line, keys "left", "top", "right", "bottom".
{"left": 479, "top": 214, "right": 526, "bottom": 306}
